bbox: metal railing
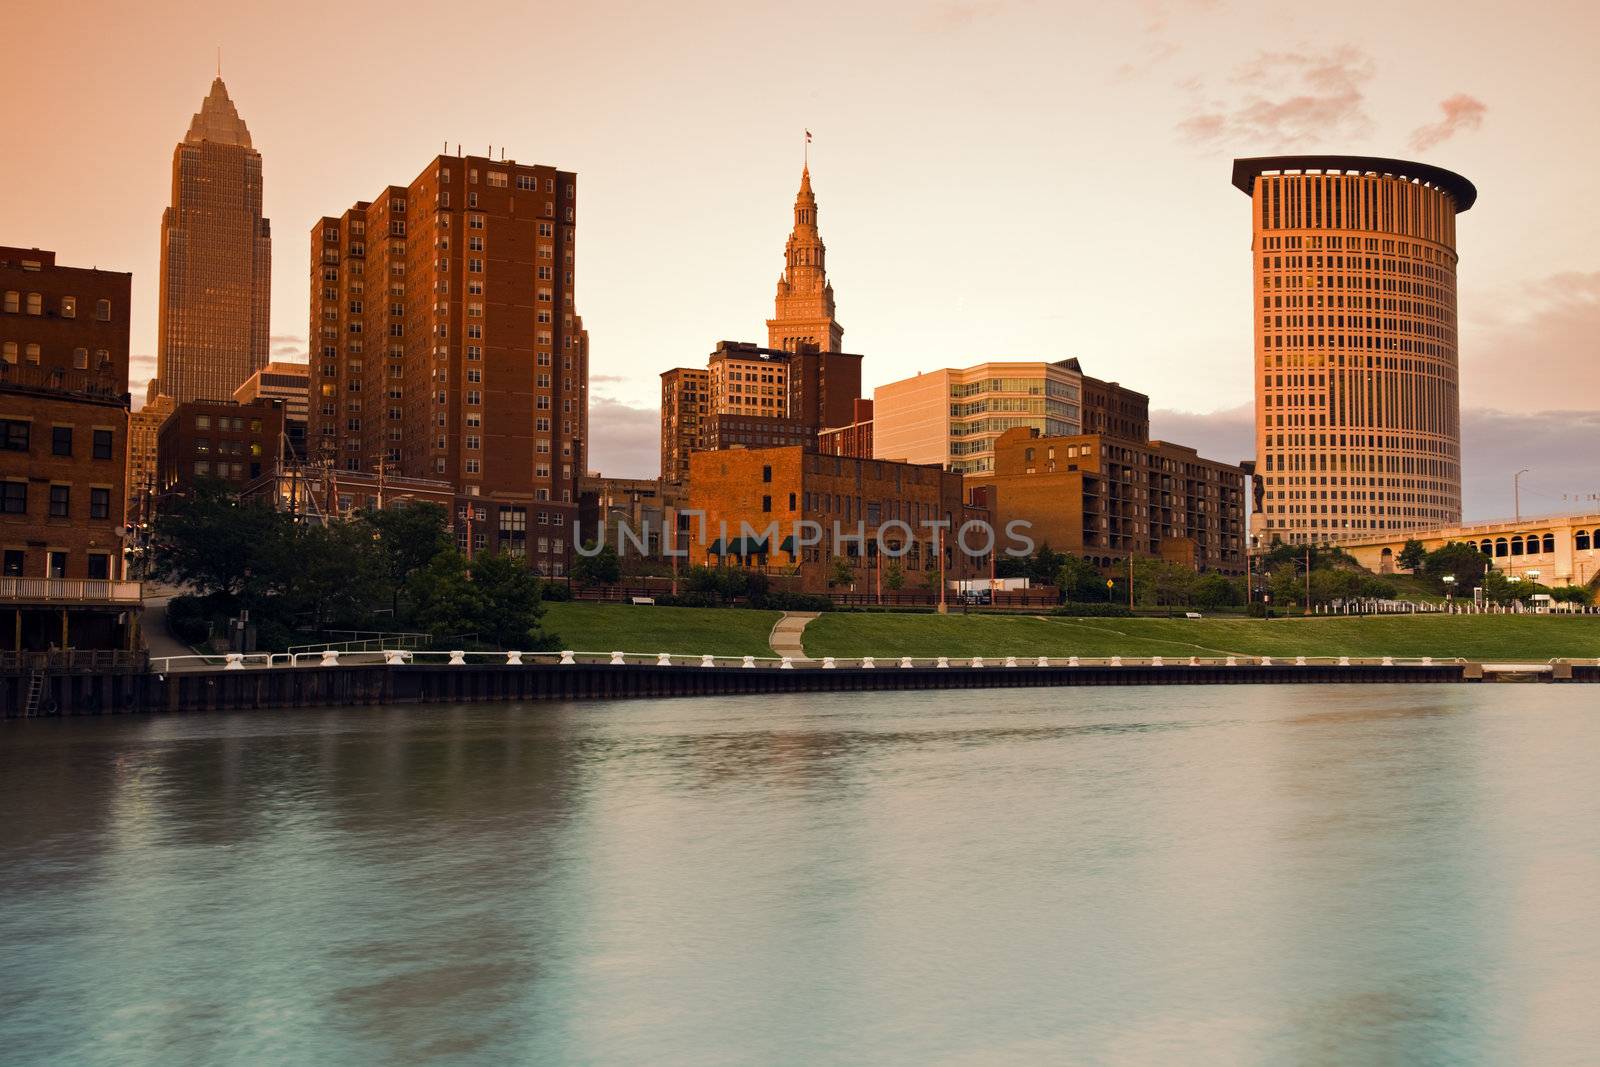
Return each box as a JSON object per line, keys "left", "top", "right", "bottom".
{"left": 0, "top": 578, "right": 142, "bottom": 604}
{"left": 145, "top": 649, "right": 1553, "bottom": 674}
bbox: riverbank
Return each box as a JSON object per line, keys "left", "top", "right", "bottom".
{"left": 540, "top": 602, "right": 1600, "bottom": 661}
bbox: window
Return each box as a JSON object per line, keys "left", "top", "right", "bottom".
{"left": 89, "top": 488, "right": 110, "bottom": 519}
{"left": 47, "top": 551, "right": 66, "bottom": 579}
{"left": 0, "top": 420, "right": 29, "bottom": 452}
{"left": 95, "top": 299, "right": 111, "bottom": 321}
{"left": 49, "top": 485, "right": 70, "bottom": 518}
{"left": 0, "top": 481, "right": 25, "bottom": 514}
{"left": 762, "top": 464, "right": 772, "bottom": 483}
{"left": 25, "top": 293, "right": 41, "bottom": 315}
{"left": 51, "top": 426, "right": 71, "bottom": 456}
{"left": 86, "top": 553, "right": 110, "bottom": 580}
{"left": 2, "top": 550, "right": 22, "bottom": 576}
{"left": 2, "top": 291, "right": 16, "bottom": 313}
{"left": 92, "top": 429, "right": 113, "bottom": 459}
{"left": 24, "top": 344, "right": 39, "bottom": 364}
{"left": 60, "top": 296, "right": 76, "bottom": 318}
{"left": 73, "top": 347, "right": 89, "bottom": 369}
{"left": 762, "top": 495, "right": 772, "bottom": 513}
{"left": 0, "top": 342, "right": 13, "bottom": 364}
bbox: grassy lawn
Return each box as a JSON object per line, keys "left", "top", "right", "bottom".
{"left": 540, "top": 602, "right": 781, "bottom": 658}
{"left": 802, "top": 612, "right": 1600, "bottom": 661}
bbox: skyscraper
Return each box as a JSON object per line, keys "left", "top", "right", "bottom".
{"left": 306, "top": 153, "right": 588, "bottom": 576}
{"left": 1233, "top": 155, "right": 1474, "bottom": 546}
{"left": 155, "top": 77, "right": 271, "bottom": 404}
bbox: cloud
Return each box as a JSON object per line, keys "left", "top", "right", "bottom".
{"left": 1410, "top": 94, "right": 1487, "bottom": 151}
{"left": 586, "top": 397, "right": 659, "bottom": 479}
{"left": 1178, "top": 45, "right": 1375, "bottom": 146}
{"left": 589, "top": 373, "right": 630, "bottom": 385}
{"left": 1464, "top": 271, "right": 1600, "bottom": 411}
{"left": 1151, "top": 402, "right": 1600, "bottom": 522}
{"left": 270, "top": 333, "right": 307, "bottom": 359}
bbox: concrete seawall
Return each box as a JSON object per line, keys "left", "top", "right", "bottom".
{"left": 4, "top": 659, "right": 1596, "bottom": 717}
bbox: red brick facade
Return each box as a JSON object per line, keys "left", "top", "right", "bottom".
{"left": 157, "top": 398, "right": 286, "bottom": 494}
{"left": 686, "top": 447, "right": 989, "bottom": 593}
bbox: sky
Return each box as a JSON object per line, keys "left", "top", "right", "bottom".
{"left": 5, "top": 0, "right": 1598, "bottom": 519}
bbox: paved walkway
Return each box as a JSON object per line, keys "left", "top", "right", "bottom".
{"left": 768, "top": 611, "right": 819, "bottom": 662}
{"left": 140, "top": 589, "right": 201, "bottom": 661}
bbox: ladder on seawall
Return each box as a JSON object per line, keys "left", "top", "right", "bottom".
{"left": 22, "top": 669, "right": 46, "bottom": 716}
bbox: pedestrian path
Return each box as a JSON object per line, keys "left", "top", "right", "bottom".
{"left": 768, "top": 612, "right": 819, "bottom": 662}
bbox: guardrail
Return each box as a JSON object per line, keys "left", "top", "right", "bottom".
{"left": 147, "top": 649, "right": 1563, "bottom": 674}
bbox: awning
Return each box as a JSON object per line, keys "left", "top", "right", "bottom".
{"left": 710, "top": 537, "right": 769, "bottom": 556}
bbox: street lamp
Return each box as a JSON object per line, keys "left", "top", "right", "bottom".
{"left": 1442, "top": 574, "right": 1455, "bottom": 612}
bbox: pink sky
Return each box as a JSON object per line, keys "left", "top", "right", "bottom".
{"left": 6, "top": 0, "right": 1599, "bottom": 514}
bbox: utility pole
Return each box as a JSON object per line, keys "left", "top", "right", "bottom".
{"left": 1514, "top": 468, "right": 1529, "bottom": 522}
{"left": 1304, "top": 545, "right": 1312, "bottom": 616}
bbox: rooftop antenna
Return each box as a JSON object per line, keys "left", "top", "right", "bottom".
{"left": 804, "top": 128, "right": 811, "bottom": 168}
{"left": 216, "top": 46, "right": 221, "bottom": 77}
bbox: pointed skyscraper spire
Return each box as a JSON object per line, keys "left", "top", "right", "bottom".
{"left": 185, "top": 77, "right": 253, "bottom": 148}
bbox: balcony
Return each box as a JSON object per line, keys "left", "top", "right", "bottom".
{"left": 0, "top": 578, "right": 143, "bottom": 606}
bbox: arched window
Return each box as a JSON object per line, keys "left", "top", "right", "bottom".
{"left": 1495, "top": 537, "right": 1508, "bottom": 558}
{"left": 1542, "top": 533, "right": 1556, "bottom": 553}
{"left": 1510, "top": 536, "right": 1524, "bottom": 556}
{"left": 1479, "top": 539, "right": 1492, "bottom": 556}
{"left": 1577, "top": 531, "right": 1592, "bottom": 552}
{"left": 2, "top": 291, "right": 17, "bottom": 313}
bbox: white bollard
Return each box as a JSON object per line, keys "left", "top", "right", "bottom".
{"left": 1004, "top": 656, "right": 1017, "bottom": 668}
{"left": 1421, "top": 656, "right": 1432, "bottom": 666}
{"left": 1037, "top": 656, "right": 1049, "bottom": 667}
{"left": 861, "top": 656, "right": 876, "bottom": 669}
{"left": 1068, "top": 656, "right": 1080, "bottom": 667}
{"left": 1295, "top": 656, "right": 1306, "bottom": 667}
{"left": 1226, "top": 656, "right": 1237, "bottom": 667}
{"left": 822, "top": 656, "right": 836, "bottom": 669}
{"left": 1151, "top": 656, "right": 1163, "bottom": 667}
{"left": 936, "top": 656, "right": 950, "bottom": 669}
{"left": 321, "top": 650, "right": 341, "bottom": 667}
{"left": 701, "top": 654, "right": 715, "bottom": 668}
{"left": 899, "top": 656, "right": 914, "bottom": 669}
{"left": 970, "top": 656, "right": 984, "bottom": 669}
{"left": 1338, "top": 656, "right": 1350, "bottom": 667}
{"left": 742, "top": 655, "right": 755, "bottom": 668}
{"left": 656, "top": 652, "right": 672, "bottom": 667}
{"left": 1188, "top": 656, "right": 1198, "bottom": 667}
{"left": 557, "top": 650, "right": 575, "bottom": 665}
{"left": 447, "top": 650, "right": 467, "bottom": 665}
{"left": 506, "top": 651, "right": 523, "bottom": 665}
{"left": 780, "top": 656, "right": 794, "bottom": 669}
{"left": 224, "top": 653, "right": 245, "bottom": 670}
{"left": 1110, "top": 656, "right": 1122, "bottom": 667}
{"left": 1382, "top": 655, "right": 1394, "bottom": 666}
{"left": 609, "top": 651, "right": 626, "bottom": 665}
{"left": 384, "top": 650, "right": 407, "bottom": 665}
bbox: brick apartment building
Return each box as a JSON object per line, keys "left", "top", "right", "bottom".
{"left": 306, "top": 152, "right": 588, "bottom": 576}
{"left": 967, "top": 427, "right": 1247, "bottom": 574}
{"left": 157, "top": 397, "right": 286, "bottom": 495}
{"left": 0, "top": 246, "right": 137, "bottom": 648}
{"left": 686, "top": 446, "right": 989, "bottom": 594}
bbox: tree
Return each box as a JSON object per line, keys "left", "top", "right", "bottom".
{"left": 571, "top": 543, "right": 622, "bottom": 588}
{"left": 468, "top": 552, "right": 556, "bottom": 649}
{"left": 1397, "top": 538, "right": 1427, "bottom": 572}
{"left": 150, "top": 479, "right": 292, "bottom": 600}
{"left": 1192, "top": 573, "right": 1243, "bottom": 610}
{"left": 827, "top": 555, "right": 856, "bottom": 589}
{"left": 1055, "top": 556, "right": 1104, "bottom": 602}
{"left": 883, "top": 559, "right": 906, "bottom": 592}
{"left": 409, "top": 550, "right": 484, "bottom": 641}
{"left": 362, "top": 502, "right": 453, "bottom": 616}
{"left": 1421, "top": 541, "right": 1489, "bottom": 591}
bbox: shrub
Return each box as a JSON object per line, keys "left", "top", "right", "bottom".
{"left": 539, "top": 582, "right": 573, "bottom": 601}
{"left": 762, "top": 591, "right": 833, "bottom": 612}
{"left": 164, "top": 594, "right": 212, "bottom": 646}
{"left": 1050, "top": 603, "right": 1133, "bottom": 618}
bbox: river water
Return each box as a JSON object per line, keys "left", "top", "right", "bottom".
{"left": 2, "top": 687, "right": 1598, "bottom": 1065}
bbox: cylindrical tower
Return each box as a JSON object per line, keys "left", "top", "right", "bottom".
{"left": 1232, "top": 155, "right": 1475, "bottom": 546}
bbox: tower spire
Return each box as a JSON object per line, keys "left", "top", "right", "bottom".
{"left": 766, "top": 157, "right": 842, "bottom": 352}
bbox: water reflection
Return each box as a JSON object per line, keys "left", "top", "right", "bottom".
{"left": 1, "top": 686, "right": 1597, "bottom": 1064}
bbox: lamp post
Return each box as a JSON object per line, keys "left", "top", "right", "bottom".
{"left": 1515, "top": 468, "right": 1529, "bottom": 522}
{"left": 1442, "top": 574, "right": 1455, "bottom": 612}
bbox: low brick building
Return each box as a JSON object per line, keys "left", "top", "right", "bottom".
{"left": 967, "top": 427, "right": 1247, "bottom": 574}
{"left": 817, "top": 398, "right": 873, "bottom": 458}
{"left": 157, "top": 397, "right": 286, "bottom": 495}
{"left": 686, "top": 446, "right": 990, "bottom": 594}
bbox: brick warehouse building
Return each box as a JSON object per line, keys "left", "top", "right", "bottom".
{"left": 156, "top": 397, "right": 286, "bottom": 495}
{"left": 1, "top": 247, "right": 138, "bottom": 649}
{"left": 306, "top": 153, "right": 588, "bottom": 577}
{"left": 686, "top": 446, "right": 989, "bottom": 594}
{"left": 966, "top": 427, "right": 1248, "bottom": 574}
